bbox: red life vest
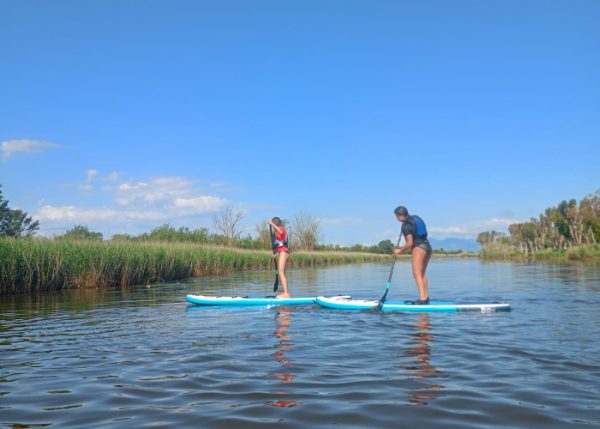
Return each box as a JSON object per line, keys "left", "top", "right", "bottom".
{"left": 272, "top": 226, "right": 289, "bottom": 252}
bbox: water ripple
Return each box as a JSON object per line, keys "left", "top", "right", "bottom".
{"left": 1, "top": 261, "right": 599, "bottom": 428}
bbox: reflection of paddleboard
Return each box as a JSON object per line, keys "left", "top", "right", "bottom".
{"left": 315, "top": 296, "right": 511, "bottom": 313}
{"left": 185, "top": 294, "right": 315, "bottom": 306}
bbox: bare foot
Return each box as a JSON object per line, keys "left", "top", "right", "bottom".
{"left": 276, "top": 293, "right": 291, "bottom": 299}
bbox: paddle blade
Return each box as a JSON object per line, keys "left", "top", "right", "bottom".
{"left": 379, "top": 282, "right": 390, "bottom": 305}
{"left": 273, "top": 270, "right": 279, "bottom": 292}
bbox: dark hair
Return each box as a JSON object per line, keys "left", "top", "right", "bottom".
{"left": 394, "top": 206, "right": 408, "bottom": 216}
{"left": 271, "top": 217, "right": 282, "bottom": 226}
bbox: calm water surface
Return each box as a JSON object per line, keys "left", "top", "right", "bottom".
{"left": 1, "top": 259, "right": 599, "bottom": 428}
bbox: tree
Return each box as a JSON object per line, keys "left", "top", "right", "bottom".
{"left": 476, "top": 231, "right": 493, "bottom": 247}
{"left": 137, "top": 224, "right": 210, "bottom": 243}
{"left": 255, "top": 222, "right": 273, "bottom": 250}
{"left": 479, "top": 190, "right": 600, "bottom": 254}
{"left": 289, "top": 210, "right": 322, "bottom": 251}
{"left": 0, "top": 185, "right": 40, "bottom": 237}
{"left": 580, "top": 189, "right": 600, "bottom": 243}
{"left": 375, "top": 239, "right": 395, "bottom": 254}
{"left": 212, "top": 206, "right": 244, "bottom": 247}
{"left": 58, "top": 225, "right": 103, "bottom": 241}
{"left": 111, "top": 233, "right": 133, "bottom": 242}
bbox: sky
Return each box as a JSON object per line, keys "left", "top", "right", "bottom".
{"left": 1, "top": 0, "right": 599, "bottom": 246}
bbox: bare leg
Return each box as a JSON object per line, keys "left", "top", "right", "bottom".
{"left": 277, "top": 252, "right": 290, "bottom": 298}
{"left": 423, "top": 250, "right": 431, "bottom": 297}
{"left": 412, "top": 247, "right": 430, "bottom": 300}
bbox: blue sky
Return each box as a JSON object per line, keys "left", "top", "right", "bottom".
{"left": 1, "top": 0, "right": 599, "bottom": 245}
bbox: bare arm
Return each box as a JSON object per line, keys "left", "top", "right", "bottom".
{"left": 394, "top": 234, "right": 412, "bottom": 255}
{"left": 267, "top": 220, "right": 283, "bottom": 235}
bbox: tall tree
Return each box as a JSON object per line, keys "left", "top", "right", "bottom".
{"left": 212, "top": 206, "right": 244, "bottom": 247}
{"left": 580, "top": 190, "right": 600, "bottom": 243}
{"left": 480, "top": 189, "right": 600, "bottom": 254}
{"left": 0, "top": 185, "right": 40, "bottom": 237}
{"left": 289, "top": 211, "right": 322, "bottom": 251}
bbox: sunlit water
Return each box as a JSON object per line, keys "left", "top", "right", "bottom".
{"left": 1, "top": 259, "right": 599, "bottom": 428}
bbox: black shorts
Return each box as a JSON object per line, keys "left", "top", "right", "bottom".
{"left": 413, "top": 241, "right": 432, "bottom": 255}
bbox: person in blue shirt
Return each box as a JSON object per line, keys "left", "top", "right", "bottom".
{"left": 393, "top": 206, "right": 432, "bottom": 304}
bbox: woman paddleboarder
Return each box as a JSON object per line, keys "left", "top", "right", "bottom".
{"left": 393, "top": 206, "right": 432, "bottom": 304}
{"left": 267, "top": 217, "right": 290, "bottom": 298}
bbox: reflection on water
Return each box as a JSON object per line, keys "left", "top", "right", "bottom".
{"left": 0, "top": 286, "right": 175, "bottom": 318}
{"left": 268, "top": 307, "right": 301, "bottom": 408}
{"left": 272, "top": 307, "right": 294, "bottom": 381}
{"left": 403, "top": 314, "right": 445, "bottom": 406}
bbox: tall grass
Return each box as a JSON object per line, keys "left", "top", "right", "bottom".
{"left": 480, "top": 243, "right": 600, "bottom": 262}
{"left": 0, "top": 238, "right": 390, "bottom": 294}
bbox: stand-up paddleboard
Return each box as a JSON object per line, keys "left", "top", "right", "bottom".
{"left": 185, "top": 294, "right": 315, "bottom": 306}
{"left": 316, "top": 296, "right": 378, "bottom": 310}
{"left": 380, "top": 301, "right": 511, "bottom": 312}
{"left": 316, "top": 296, "right": 511, "bottom": 313}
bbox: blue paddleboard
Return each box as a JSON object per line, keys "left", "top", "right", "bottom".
{"left": 315, "top": 296, "right": 376, "bottom": 310}
{"left": 185, "top": 294, "right": 315, "bottom": 306}
{"left": 316, "top": 296, "right": 511, "bottom": 313}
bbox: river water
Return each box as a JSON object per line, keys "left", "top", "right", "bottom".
{"left": 1, "top": 259, "right": 599, "bottom": 428}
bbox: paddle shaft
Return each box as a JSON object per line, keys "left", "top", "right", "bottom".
{"left": 269, "top": 224, "right": 279, "bottom": 292}
{"left": 379, "top": 231, "right": 404, "bottom": 304}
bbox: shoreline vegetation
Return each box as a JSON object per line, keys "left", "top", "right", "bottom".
{"left": 1, "top": 238, "right": 597, "bottom": 295}
{"left": 480, "top": 243, "right": 600, "bottom": 263}
{"left": 2, "top": 189, "right": 599, "bottom": 295}
{"left": 0, "top": 238, "right": 393, "bottom": 295}
{"left": 477, "top": 190, "right": 600, "bottom": 262}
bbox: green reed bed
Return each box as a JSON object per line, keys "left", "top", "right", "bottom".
{"left": 480, "top": 244, "right": 600, "bottom": 263}
{"left": 0, "top": 238, "right": 390, "bottom": 294}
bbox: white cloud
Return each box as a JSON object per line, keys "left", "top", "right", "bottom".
{"left": 1, "top": 139, "right": 60, "bottom": 162}
{"left": 36, "top": 205, "right": 174, "bottom": 222}
{"left": 77, "top": 169, "right": 99, "bottom": 191}
{"left": 118, "top": 182, "right": 148, "bottom": 191}
{"left": 37, "top": 205, "right": 119, "bottom": 222}
{"left": 174, "top": 196, "right": 227, "bottom": 214}
{"left": 428, "top": 218, "right": 523, "bottom": 239}
{"left": 116, "top": 177, "right": 195, "bottom": 206}
{"left": 85, "top": 169, "right": 99, "bottom": 182}
{"left": 116, "top": 181, "right": 150, "bottom": 204}
{"left": 429, "top": 226, "right": 471, "bottom": 236}
{"left": 104, "top": 172, "right": 121, "bottom": 182}
{"left": 59, "top": 168, "right": 102, "bottom": 192}
{"left": 35, "top": 173, "right": 229, "bottom": 229}
{"left": 476, "top": 218, "right": 520, "bottom": 227}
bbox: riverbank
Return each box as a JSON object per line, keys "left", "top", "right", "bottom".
{"left": 0, "top": 238, "right": 391, "bottom": 295}
{"left": 480, "top": 243, "right": 600, "bottom": 263}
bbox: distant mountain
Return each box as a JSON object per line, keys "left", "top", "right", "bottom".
{"left": 428, "top": 238, "right": 480, "bottom": 252}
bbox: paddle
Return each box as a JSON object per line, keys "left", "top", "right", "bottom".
{"left": 269, "top": 225, "right": 279, "bottom": 292}
{"left": 379, "top": 231, "right": 403, "bottom": 306}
